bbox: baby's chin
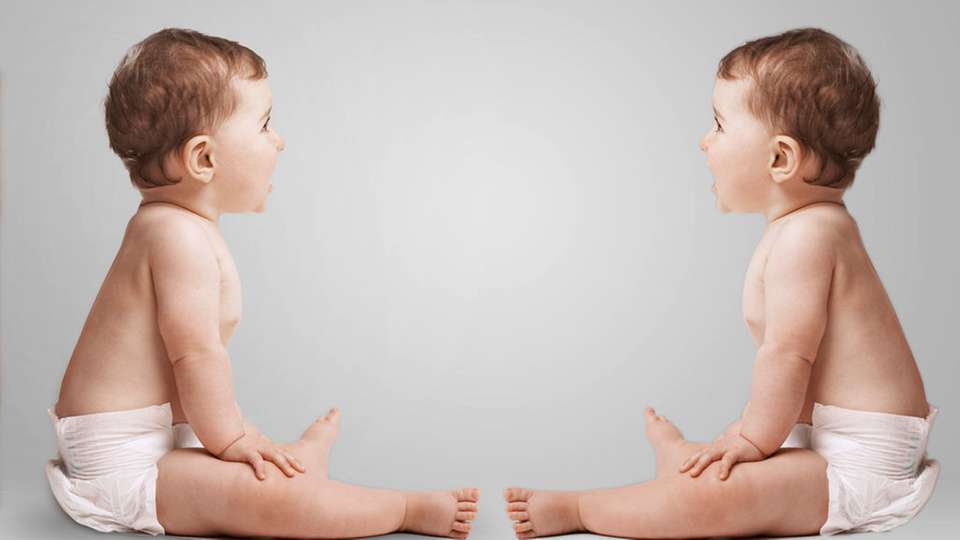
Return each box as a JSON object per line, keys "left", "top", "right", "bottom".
{"left": 714, "top": 197, "right": 731, "bottom": 213}
{"left": 711, "top": 187, "right": 726, "bottom": 212}
{"left": 253, "top": 189, "right": 272, "bottom": 213}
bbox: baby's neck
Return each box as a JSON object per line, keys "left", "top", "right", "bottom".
{"left": 762, "top": 188, "right": 846, "bottom": 224}
{"left": 139, "top": 190, "right": 221, "bottom": 223}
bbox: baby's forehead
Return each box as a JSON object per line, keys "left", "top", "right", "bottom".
{"left": 712, "top": 78, "right": 751, "bottom": 113}
{"left": 231, "top": 78, "right": 272, "bottom": 113}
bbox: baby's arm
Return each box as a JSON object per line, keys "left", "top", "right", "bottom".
{"left": 681, "top": 221, "right": 834, "bottom": 479}
{"left": 688, "top": 402, "right": 745, "bottom": 462}
{"left": 721, "top": 402, "right": 749, "bottom": 437}
{"left": 150, "top": 217, "right": 303, "bottom": 479}
{"left": 739, "top": 221, "right": 834, "bottom": 454}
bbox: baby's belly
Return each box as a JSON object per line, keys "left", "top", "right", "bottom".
{"left": 56, "top": 357, "right": 177, "bottom": 418}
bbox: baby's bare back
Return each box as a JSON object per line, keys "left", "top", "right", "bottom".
{"left": 56, "top": 203, "right": 241, "bottom": 421}
{"left": 743, "top": 204, "right": 928, "bottom": 423}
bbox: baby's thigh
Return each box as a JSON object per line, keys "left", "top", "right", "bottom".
{"left": 731, "top": 447, "right": 829, "bottom": 536}
{"left": 155, "top": 447, "right": 313, "bottom": 537}
{"left": 155, "top": 448, "right": 242, "bottom": 536}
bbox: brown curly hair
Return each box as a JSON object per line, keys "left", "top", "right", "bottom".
{"left": 718, "top": 28, "right": 880, "bottom": 189}
{"left": 104, "top": 28, "right": 267, "bottom": 189}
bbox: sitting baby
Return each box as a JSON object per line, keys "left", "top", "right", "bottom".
{"left": 503, "top": 27, "right": 938, "bottom": 539}
{"left": 47, "top": 28, "right": 479, "bottom": 539}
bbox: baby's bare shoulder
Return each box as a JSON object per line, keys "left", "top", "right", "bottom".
{"left": 766, "top": 206, "right": 853, "bottom": 272}
{"left": 127, "top": 204, "right": 219, "bottom": 265}
{"left": 775, "top": 205, "right": 853, "bottom": 248}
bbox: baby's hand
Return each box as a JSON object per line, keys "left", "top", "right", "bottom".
{"left": 679, "top": 432, "right": 766, "bottom": 480}
{"left": 216, "top": 431, "right": 306, "bottom": 481}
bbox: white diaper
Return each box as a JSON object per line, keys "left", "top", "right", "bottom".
{"left": 781, "top": 402, "right": 940, "bottom": 535}
{"left": 46, "top": 402, "right": 203, "bottom": 535}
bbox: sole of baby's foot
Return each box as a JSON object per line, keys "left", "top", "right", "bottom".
{"left": 286, "top": 408, "right": 340, "bottom": 477}
{"left": 401, "top": 488, "right": 479, "bottom": 539}
{"left": 643, "top": 406, "right": 701, "bottom": 478}
{"left": 504, "top": 487, "right": 584, "bottom": 539}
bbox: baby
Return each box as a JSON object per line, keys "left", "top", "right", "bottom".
{"left": 47, "top": 28, "right": 478, "bottom": 538}
{"left": 502, "top": 28, "right": 939, "bottom": 538}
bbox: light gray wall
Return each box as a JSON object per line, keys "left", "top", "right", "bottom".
{"left": 2, "top": 1, "right": 958, "bottom": 538}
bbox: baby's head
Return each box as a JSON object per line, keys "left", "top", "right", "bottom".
{"left": 106, "top": 28, "right": 284, "bottom": 213}
{"left": 700, "top": 28, "right": 879, "bottom": 214}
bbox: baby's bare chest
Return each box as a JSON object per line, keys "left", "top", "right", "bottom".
{"left": 210, "top": 241, "right": 242, "bottom": 341}
{"left": 741, "top": 239, "right": 773, "bottom": 343}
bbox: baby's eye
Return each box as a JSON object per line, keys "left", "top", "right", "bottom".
{"left": 713, "top": 116, "right": 723, "bottom": 132}
{"left": 262, "top": 117, "right": 271, "bottom": 132}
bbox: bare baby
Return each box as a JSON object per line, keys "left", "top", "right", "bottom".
{"left": 47, "top": 28, "right": 478, "bottom": 539}
{"left": 503, "top": 27, "right": 938, "bottom": 539}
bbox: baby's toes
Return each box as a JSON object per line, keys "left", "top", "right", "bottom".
{"left": 503, "top": 487, "right": 533, "bottom": 503}
{"left": 507, "top": 501, "right": 528, "bottom": 511}
{"left": 508, "top": 509, "right": 529, "bottom": 521}
{"left": 644, "top": 406, "right": 668, "bottom": 426}
{"left": 514, "top": 521, "right": 534, "bottom": 533}
{"left": 455, "top": 487, "right": 479, "bottom": 502}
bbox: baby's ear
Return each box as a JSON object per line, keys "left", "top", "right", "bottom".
{"left": 182, "top": 135, "right": 215, "bottom": 184}
{"left": 768, "top": 135, "right": 803, "bottom": 185}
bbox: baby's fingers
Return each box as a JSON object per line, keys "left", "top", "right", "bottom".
{"left": 688, "top": 448, "right": 721, "bottom": 477}
{"left": 718, "top": 452, "right": 739, "bottom": 480}
{"left": 287, "top": 453, "right": 306, "bottom": 473}
{"left": 248, "top": 452, "right": 267, "bottom": 481}
{"left": 679, "top": 450, "right": 704, "bottom": 473}
{"left": 261, "top": 447, "right": 298, "bottom": 478}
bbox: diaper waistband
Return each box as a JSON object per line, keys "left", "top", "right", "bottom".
{"left": 49, "top": 403, "right": 175, "bottom": 480}
{"left": 48, "top": 402, "right": 173, "bottom": 427}
{"left": 813, "top": 402, "right": 937, "bottom": 430}
{"left": 811, "top": 402, "right": 937, "bottom": 481}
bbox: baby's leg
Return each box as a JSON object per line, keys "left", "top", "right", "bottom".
{"left": 505, "top": 447, "right": 827, "bottom": 538}
{"left": 642, "top": 407, "right": 708, "bottom": 478}
{"left": 279, "top": 408, "right": 342, "bottom": 478}
{"left": 157, "top": 411, "right": 479, "bottom": 538}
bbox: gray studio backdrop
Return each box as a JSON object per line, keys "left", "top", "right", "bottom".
{"left": 1, "top": 1, "right": 958, "bottom": 539}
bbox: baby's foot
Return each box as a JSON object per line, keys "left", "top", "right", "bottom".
{"left": 300, "top": 407, "right": 340, "bottom": 451}
{"left": 401, "top": 488, "right": 479, "bottom": 539}
{"left": 643, "top": 406, "right": 702, "bottom": 477}
{"left": 285, "top": 408, "right": 340, "bottom": 477}
{"left": 503, "top": 487, "right": 584, "bottom": 539}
